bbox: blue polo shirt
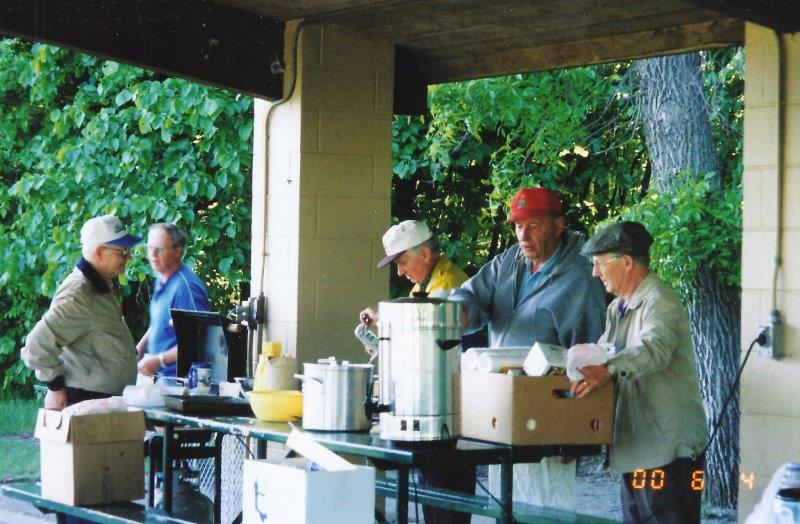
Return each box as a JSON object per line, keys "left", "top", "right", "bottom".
{"left": 147, "top": 264, "right": 210, "bottom": 376}
{"left": 516, "top": 242, "right": 563, "bottom": 305}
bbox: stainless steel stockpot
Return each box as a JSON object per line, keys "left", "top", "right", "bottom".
{"left": 377, "top": 296, "right": 461, "bottom": 442}
{"left": 295, "top": 358, "right": 373, "bottom": 432}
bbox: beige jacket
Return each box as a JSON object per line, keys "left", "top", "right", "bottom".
{"left": 603, "top": 272, "right": 708, "bottom": 473}
{"left": 22, "top": 262, "right": 137, "bottom": 395}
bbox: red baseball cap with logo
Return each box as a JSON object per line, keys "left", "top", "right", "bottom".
{"left": 505, "top": 187, "right": 562, "bottom": 223}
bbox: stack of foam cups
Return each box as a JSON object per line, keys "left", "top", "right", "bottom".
{"left": 474, "top": 347, "right": 531, "bottom": 373}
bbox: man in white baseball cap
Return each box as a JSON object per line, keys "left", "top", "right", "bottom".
{"left": 22, "top": 214, "right": 141, "bottom": 410}
{"left": 360, "top": 219, "right": 474, "bottom": 523}
{"left": 80, "top": 213, "right": 143, "bottom": 248}
{"left": 363, "top": 220, "right": 468, "bottom": 323}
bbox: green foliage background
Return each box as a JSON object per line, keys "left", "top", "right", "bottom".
{"left": 0, "top": 37, "right": 743, "bottom": 396}
{"left": 391, "top": 48, "right": 742, "bottom": 298}
{"left": 0, "top": 39, "right": 252, "bottom": 394}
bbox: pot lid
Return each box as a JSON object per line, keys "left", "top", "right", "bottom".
{"left": 307, "top": 357, "right": 372, "bottom": 370}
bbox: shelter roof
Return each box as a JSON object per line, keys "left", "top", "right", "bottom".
{"left": 2, "top": 0, "right": 797, "bottom": 112}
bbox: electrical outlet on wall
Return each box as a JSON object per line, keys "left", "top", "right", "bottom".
{"left": 757, "top": 310, "right": 784, "bottom": 359}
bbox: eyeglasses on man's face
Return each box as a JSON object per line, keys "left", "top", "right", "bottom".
{"left": 103, "top": 246, "right": 132, "bottom": 258}
{"left": 145, "top": 244, "right": 174, "bottom": 256}
{"left": 591, "top": 255, "right": 622, "bottom": 270}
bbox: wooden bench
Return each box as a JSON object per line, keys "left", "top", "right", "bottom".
{"left": 374, "top": 477, "right": 618, "bottom": 524}
{"left": 1, "top": 482, "right": 194, "bottom": 524}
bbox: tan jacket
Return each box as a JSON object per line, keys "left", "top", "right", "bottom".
{"left": 603, "top": 272, "right": 708, "bottom": 473}
{"left": 22, "top": 263, "right": 137, "bottom": 395}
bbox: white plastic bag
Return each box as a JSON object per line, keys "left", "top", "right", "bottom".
{"left": 566, "top": 343, "right": 612, "bottom": 381}
{"left": 744, "top": 463, "right": 798, "bottom": 524}
{"left": 61, "top": 395, "right": 128, "bottom": 416}
{"left": 487, "top": 457, "right": 577, "bottom": 511}
{"left": 122, "top": 383, "right": 167, "bottom": 407}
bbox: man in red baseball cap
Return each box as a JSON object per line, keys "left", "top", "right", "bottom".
{"left": 450, "top": 186, "right": 606, "bottom": 511}
{"left": 505, "top": 187, "right": 564, "bottom": 269}
{"left": 505, "top": 186, "right": 563, "bottom": 222}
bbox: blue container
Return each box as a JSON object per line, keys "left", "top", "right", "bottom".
{"left": 188, "top": 361, "right": 212, "bottom": 389}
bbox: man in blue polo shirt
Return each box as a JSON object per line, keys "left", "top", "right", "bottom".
{"left": 136, "top": 223, "right": 210, "bottom": 377}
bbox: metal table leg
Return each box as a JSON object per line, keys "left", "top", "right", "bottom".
{"left": 256, "top": 439, "right": 267, "bottom": 460}
{"left": 500, "top": 456, "right": 513, "bottom": 524}
{"left": 396, "top": 466, "right": 409, "bottom": 524}
{"left": 214, "top": 433, "right": 223, "bottom": 523}
{"left": 148, "top": 436, "right": 156, "bottom": 507}
{"left": 162, "top": 423, "right": 174, "bottom": 514}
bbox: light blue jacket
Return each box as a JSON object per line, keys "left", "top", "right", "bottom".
{"left": 450, "top": 230, "right": 606, "bottom": 348}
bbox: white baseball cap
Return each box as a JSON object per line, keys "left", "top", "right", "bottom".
{"left": 377, "top": 220, "right": 433, "bottom": 268}
{"left": 80, "top": 214, "right": 142, "bottom": 248}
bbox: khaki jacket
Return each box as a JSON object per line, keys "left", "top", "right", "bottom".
{"left": 603, "top": 272, "right": 708, "bottom": 473}
{"left": 22, "top": 264, "right": 137, "bottom": 395}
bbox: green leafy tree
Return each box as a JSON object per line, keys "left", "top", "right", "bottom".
{"left": 391, "top": 63, "right": 650, "bottom": 293}
{"left": 623, "top": 51, "right": 742, "bottom": 508}
{"left": 0, "top": 39, "right": 252, "bottom": 394}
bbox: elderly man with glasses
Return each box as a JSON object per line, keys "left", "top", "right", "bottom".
{"left": 22, "top": 215, "right": 142, "bottom": 410}
{"left": 450, "top": 187, "right": 606, "bottom": 512}
{"left": 570, "top": 221, "right": 707, "bottom": 523}
{"left": 136, "top": 222, "right": 210, "bottom": 377}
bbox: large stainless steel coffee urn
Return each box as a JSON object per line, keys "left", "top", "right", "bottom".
{"left": 377, "top": 296, "right": 461, "bottom": 442}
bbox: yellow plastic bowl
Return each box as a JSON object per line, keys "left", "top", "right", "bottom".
{"left": 247, "top": 390, "right": 303, "bottom": 422}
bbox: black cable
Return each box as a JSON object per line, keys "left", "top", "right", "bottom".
{"left": 701, "top": 334, "right": 762, "bottom": 457}
{"left": 410, "top": 470, "right": 420, "bottom": 524}
{"left": 475, "top": 475, "right": 515, "bottom": 523}
{"left": 235, "top": 435, "right": 256, "bottom": 460}
{"left": 637, "top": 333, "right": 763, "bottom": 523}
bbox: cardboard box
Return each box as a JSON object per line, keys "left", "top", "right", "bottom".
{"left": 242, "top": 459, "right": 375, "bottom": 524}
{"left": 460, "top": 371, "right": 614, "bottom": 445}
{"left": 34, "top": 409, "right": 145, "bottom": 505}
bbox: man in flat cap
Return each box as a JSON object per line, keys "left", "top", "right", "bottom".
{"left": 22, "top": 215, "right": 141, "bottom": 410}
{"left": 450, "top": 187, "right": 606, "bottom": 511}
{"left": 570, "top": 221, "right": 707, "bottom": 523}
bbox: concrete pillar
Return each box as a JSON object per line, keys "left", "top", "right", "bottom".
{"left": 739, "top": 24, "right": 800, "bottom": 517}
{"left": 251, "top": 23, "right": 393, "bottom": 364}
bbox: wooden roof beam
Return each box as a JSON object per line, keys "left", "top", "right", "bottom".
{"left": 683, "top": 0, "right": 800, "bottom": 33}
{"left": 424, "top": 17, "right": 744, "bottom": 85}
{"left": 0, "top": 0, "right": 286, "bottom": 100}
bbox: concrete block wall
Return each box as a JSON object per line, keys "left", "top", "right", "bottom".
{"left": 251, "top": 23, "right": 393, "bottom": 364}
{"left": 739, "top": 23, "right": 800, "bottom": 518}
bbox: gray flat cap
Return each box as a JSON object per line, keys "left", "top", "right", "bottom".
{"left": 581, "top": 221, "right": 654, "bottom": 257}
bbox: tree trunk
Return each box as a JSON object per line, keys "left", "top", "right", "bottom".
{"left": 634, "top": 53, "right": 740, "bottom": 509}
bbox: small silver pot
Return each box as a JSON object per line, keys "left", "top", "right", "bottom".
{"left": 295, "top": 358, "right": 374, "bottom": 431}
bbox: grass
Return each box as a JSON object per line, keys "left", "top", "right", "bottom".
{"left": 0, "top": 397, "right": 41, "bottom": 482}
{"left": 0, "top": 437, "right": 39, "bottom": 481}
{"left": 0, "top": 398, "right": 40, "bottom": 436}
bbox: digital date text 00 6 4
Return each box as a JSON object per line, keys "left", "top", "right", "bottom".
{"left": 630, "top": 468, "right": 705, "bottom": 491}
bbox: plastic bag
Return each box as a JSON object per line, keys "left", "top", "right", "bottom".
{"left": 487, "top": 457, "right": 577, "bottom": 511}
{"left": 122, "top": 383, "right": 167, "bottom": 407}
{"left": 61, "top": 395, "right": 128, "bottom": 416}
{"left": 744, "top": 463, "right": 800, "bottom": 524}
{"left": 566, "top": 343, "right": 612, "bottom": 381}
